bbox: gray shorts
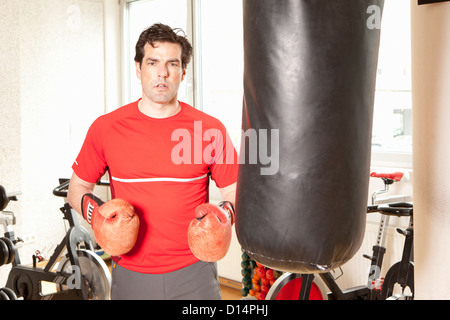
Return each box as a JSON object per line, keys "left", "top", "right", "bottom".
{"left": 110, "top": 260, "right": 221, "bottom": 300}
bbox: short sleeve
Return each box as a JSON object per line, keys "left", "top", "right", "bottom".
{"left": 72, "top": 117, "right": 108, "bottom": 183}
{"left": 208, "top": 122, "right": 239, "bottom": 188}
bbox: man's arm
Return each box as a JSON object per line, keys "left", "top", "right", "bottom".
{"left": 67, "top": 172, "right": 96, "bottom": 215}
{"left": 218, "top": 182, "right": 236, "bottom": 206}
{"left": 67, "top": 171, "right": 140, "bottom": 256}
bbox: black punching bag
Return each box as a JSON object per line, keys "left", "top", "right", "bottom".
{"left": 236, "top": 0, "right": 384, "bottom": 273}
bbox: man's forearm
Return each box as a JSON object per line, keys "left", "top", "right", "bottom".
{"left": 219, "top": 182, "right": 236, "bottom": 206}
{"left": 67, "top": 172, "right": 96, "bottom": 215}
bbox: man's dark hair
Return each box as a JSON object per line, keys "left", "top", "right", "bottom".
{"left": 134, "top": 23, "right": 193, "bottom": 69}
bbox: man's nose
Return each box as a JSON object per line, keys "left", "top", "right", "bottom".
{"left": 158, "top": 65, "right": 168, "bottom": 78}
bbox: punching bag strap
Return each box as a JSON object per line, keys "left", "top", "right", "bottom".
{"left": 218, "top": 201, "right": 235, "bottom": 225}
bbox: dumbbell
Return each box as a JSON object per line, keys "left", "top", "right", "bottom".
{"left": 0, "top": 185, "right": 19, "bottom": 211}
{"left": 0, "top": 185, "right": 9, "bottom": 211}
{"left": 0, "top": 237, "right": 15, "bottom": 267}
{"left": 0, "top": 287, "right": 18, "bottom": 300}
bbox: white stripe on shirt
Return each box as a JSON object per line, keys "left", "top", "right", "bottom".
{"left": 111, "top": 174, "right": 208, "bottom": 183}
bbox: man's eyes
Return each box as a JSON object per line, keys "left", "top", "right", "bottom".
{"left": 146, "top": 61, "right": 179, "bottom": 67}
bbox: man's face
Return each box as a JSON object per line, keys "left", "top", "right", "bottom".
{"left": 136, "top": 41, "right": 186, "bottom": 106}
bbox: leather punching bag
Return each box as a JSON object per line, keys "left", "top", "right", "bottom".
{"left": 236, "top": 0, "right": 384, "bottom": 273}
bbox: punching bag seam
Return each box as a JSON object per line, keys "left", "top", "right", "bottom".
{"left": 243, "top": 249, "right": 348, "bottom": 272}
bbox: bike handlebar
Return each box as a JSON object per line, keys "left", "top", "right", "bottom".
{"left": 377, "top": 202, "right": 413, "bottom": 217}
{"left": 52, "top": 179, "right": 71, "bottom": 197}
{"left": 52, "top": 178, "right": 110, "bottom": 198}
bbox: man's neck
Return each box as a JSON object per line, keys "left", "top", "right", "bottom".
{"left": 138, "top": 98, "right": 180, "bottom": 119}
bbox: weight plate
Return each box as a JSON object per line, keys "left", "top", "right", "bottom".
{"left": 0, "top": 287, "right": 18, "bottom": 300}
{"left": 0, "top": 290, "right": 9, "bottom": 300}
{"left": 1, "top": 237, "right": 15, "bottom": 264}
{"left": 0, "top": 239, "right": 9, "bottom": 266}
{"left": 58, "top": 249, "right": 111, "bottom": 300}
{"left": 0, "top": 185, "right": 7, "bottom": 211}
{"left": 11, "top": 273, "right": 33, "bottom": 300}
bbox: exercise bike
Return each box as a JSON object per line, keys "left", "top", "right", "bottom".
{"left": 265, "top": 171, "right": 414, "bottom": 300}
{"left": 0, "top": 179, "right": 111, "bottom": 300}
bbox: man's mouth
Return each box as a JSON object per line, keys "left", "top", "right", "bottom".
{"left": 155, "top": 83, "right": 168, "bottom": 88}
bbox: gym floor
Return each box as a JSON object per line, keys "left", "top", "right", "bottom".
{"left": 220, "top": 284, "right": 241, "bottom": 300}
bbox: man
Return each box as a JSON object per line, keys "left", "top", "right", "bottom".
{"left": 67, "top": 23, "right": 238, "bottom": 300}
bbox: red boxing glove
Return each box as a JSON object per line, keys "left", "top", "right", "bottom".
{"left": 81, "top": 194, "right": 140, "bottom": 257}
{"left": 188, "top": 201, "right": 235, "bottom": 262}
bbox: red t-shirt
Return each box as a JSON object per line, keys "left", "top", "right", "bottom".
{"left": 72, "top": 100, "right": 238, "bottom": 273}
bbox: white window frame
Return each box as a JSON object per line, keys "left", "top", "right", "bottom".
{"left": 119, "top": 0, "right": 199, "bottom": 107}
{"left": 370, "top": 1, "right": 413, "bottom": 169}
{"left": 119, "top": 0, "right": 413, "bottom": 170}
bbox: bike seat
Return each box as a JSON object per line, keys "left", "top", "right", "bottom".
{"left": 370, "top": 171, "right": 404, "bottom": 182}
{"left": 377, "top": 202, "right": 413, "bottom": 217}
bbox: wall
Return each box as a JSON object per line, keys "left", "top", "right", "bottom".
{"left": 411, "top": 0, "right": 450, "bottom": 300}
{"left": 0, "top": 1, "right": 23, "bottom": 285}
{"left": 0, "top": 0, "right": 105, "bottom": 286}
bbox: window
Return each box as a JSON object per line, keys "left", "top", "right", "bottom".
{"left": 121, "top": 0, "right": 193, "bottom": 105}
{"left": 121, "top": 0, "right": 412, "bottom": 167}
{"left": 195, "top": 0, "right": 243, "bottom": 148}
{"left": 121, "top": 0, "right": 243, "bottom": 147}
{"left": 371, "top": 1, "right": 412, "bottom": 166}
